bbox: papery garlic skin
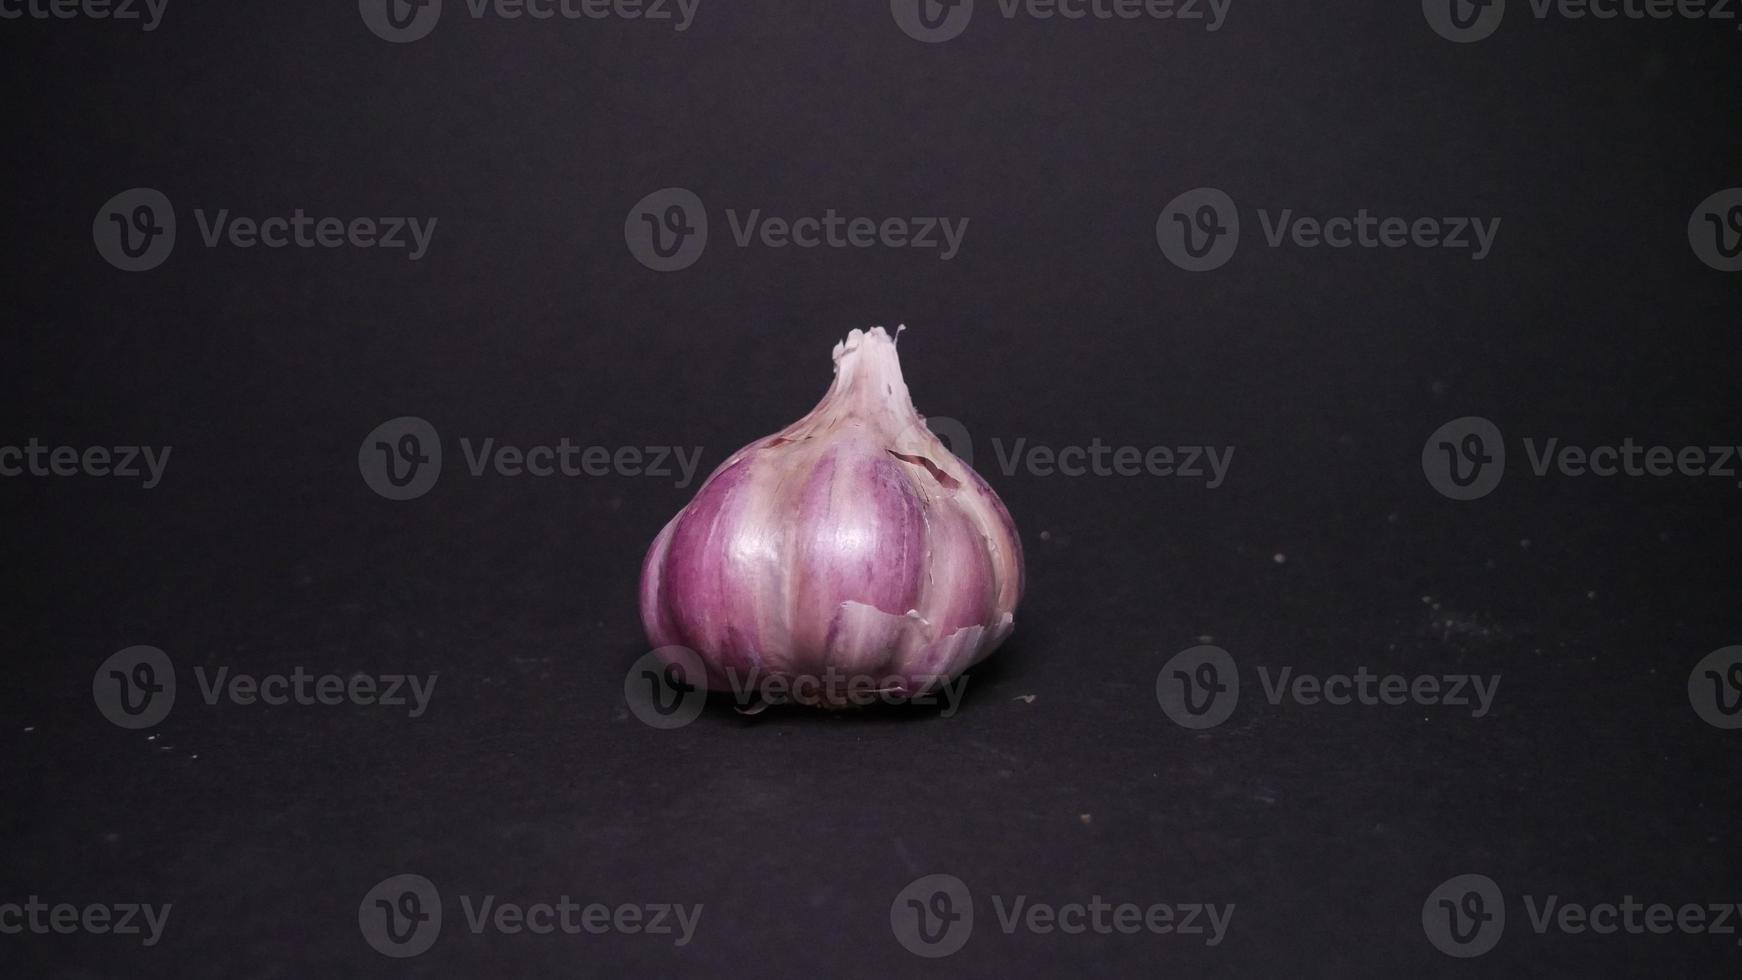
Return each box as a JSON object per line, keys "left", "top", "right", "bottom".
{"left": 639, "top": 327, "right": 1023, "bottom": 708}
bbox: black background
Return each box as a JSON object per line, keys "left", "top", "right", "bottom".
{"left": 4, "top": 1, "right": 1740, "bottom": 976}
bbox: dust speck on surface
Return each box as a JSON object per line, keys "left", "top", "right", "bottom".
{"left": 1419, "top": 594, "right": 1505, "bottom": 644}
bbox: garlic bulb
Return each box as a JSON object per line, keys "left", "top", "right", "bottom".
{"left": 638, "top": 327, "right": 1024, "bottom": 709}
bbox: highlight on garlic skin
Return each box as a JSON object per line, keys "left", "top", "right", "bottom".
{"left": 638, "top": 327, "right": 1024, "bottom": 710}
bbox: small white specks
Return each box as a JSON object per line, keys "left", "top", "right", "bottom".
{"left": 1079, "top": 813, "right": 1093, "bottom": 826}
{"left": 1013, "top": 695, "right": 1036, "bottom": 705}
{"left": 1196, "top": 635, "right": 1213, "bottom": 644}
{"left": 1587, "top": 591, "right": 1598, "bottom": 600}
{"left": 1520, "top": 538, "right": 1532, "bottom": 549}
{"left": 1039, "top": 530, "right": 1052, "bottom": 541}
{"left": 22, "top": 726, "right": 34, "bottom": 733}
{"left": 1272, "top": 553, "right": 1286, "bottom": 564}
{"left": 146, "top": 734, "right": 156, "bottom": 741}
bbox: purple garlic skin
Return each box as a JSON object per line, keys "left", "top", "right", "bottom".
{"left": 639, "top": 327, "right": 1024, "bottom": 708}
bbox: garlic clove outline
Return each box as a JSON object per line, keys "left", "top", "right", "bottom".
{"left": 638, "top": 326, "right": 1024, "bottom": 709}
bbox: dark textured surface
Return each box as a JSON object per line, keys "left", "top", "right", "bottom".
{"left": 4, "top": 2, "right": 1741, "bottom": 976}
